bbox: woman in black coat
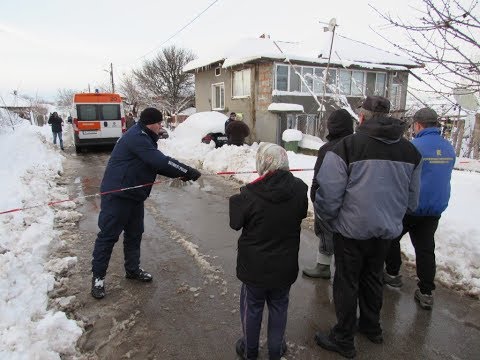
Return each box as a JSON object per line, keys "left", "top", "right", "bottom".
{"left": 229, "top": 142, "right": 308, "bottom": 360}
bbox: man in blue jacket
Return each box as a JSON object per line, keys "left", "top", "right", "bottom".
{"left": 91, "top": 108, "right": 201, "bottom": 299}
{"left": 385, "top": 108, "right": 455, "bottom": 310}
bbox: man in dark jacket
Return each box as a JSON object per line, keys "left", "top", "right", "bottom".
{"left": 226, "top": 116, "right": 250, "bottom": 146}
{"left": 48, "top": 112, "right": 64, "bottom": 150}
{"left": 230, "top": 142, "right": 308, "bottom": 360}
{"left": 303, "top": 109, "right": 354, "bottom": 279}
{"left": 91, "top": 107, "right": 201, "bottom": 299}
{"left": 225, "top": 112, "right": 236, "bottom": 132}
{"left": 314, "top": 96, "right": 422, "bottom": 358}
{"left": 384, "top": 107, "right": 455, "bottom": 310}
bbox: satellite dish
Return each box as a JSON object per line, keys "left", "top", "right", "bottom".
{"left": 453, "top": 87, "right": 479, "bottom": 111}
{"left": 323, "top": 18, "right": 337, "bottom": 32}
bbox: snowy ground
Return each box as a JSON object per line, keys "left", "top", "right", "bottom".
{"left": 0, "top": 114, "right": 82, "bottom": 359}
{"left": 0, "top": 111, "right": 479, "bottom": 358}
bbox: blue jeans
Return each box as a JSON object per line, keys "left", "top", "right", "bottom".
{"left": 239, "top": 283, "right": 290, "bottom": 360}
{"left": 92, "top": 194, "right": 145, "bottom": 278}
{"left": 52, "top": 131, "right": 63, "bottom": 149}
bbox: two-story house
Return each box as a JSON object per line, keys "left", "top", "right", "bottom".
{"left": 184, "top": 35, "right": 421, "bottom": 144}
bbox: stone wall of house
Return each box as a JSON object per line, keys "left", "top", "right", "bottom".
{"left": 254, "top": 62, "right": 278, "bottom": 144}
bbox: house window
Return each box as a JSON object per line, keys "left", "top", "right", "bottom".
{"left": 391, "top": 84, "right": 402, "bottom": 110}
{"left": 289, "top": 114, "right": 318, "bottom": 136}
{"left": 233, "top": 69, "right": 251, "bottom": 97}
{"left": 375, "top": 73, "right": 387, "bottom": 96}
{"left": 339, "top": 70, "right": 352, "bottom": 95}
{"left": 351, "top": 71, "right": 365, "bottom": 96}
{"left": 338, "top": 70, "right": 365, "bottom": 96}
{"left": 289, "top": 66, "right": 302, "bottom": 92}
{"left": 274, "top": 64, "right": 337, "bottom": 94}
{"left": 301, "top": 67, "right": 314, "bottom": 93}
{"left": 215, "top": 67, "right": 221, "bottom": 76}
{"left": 212, "top": 83, "right": 225, "bottom": 110}
{"left": 276, "top": 64, "right": 289, "bottom": 91}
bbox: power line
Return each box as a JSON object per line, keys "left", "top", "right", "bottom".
{"left": 136, "top": 0, "right": 220, "bottom": 61}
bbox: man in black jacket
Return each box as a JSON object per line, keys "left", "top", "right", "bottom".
{"left": 230, "top": 142, "right": 308, "bottom": 360}
{"left": 91, "top": 108, "right": 201, "bottom": 299}
{"left": 226, "top": 116, "right": 250, "bottom": 146}
{"left": 303, "top": 109, "right": 354, "bottom": 279}
{"left": 314, "top": 96, "right": 422, "bottom": 358}
{"left": 48, "top": 112, "right": 64, "bottom": 150}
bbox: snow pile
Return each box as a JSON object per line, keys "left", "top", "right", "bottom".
{"left": 401, "top": 170, "right": 480, "bottom": 298}
{"left": 0, "top": 122, "right": 82, "bottom": 358}
{"left": 0, "top": 108, "right": 25, "bottom": 130}
{"left": 173, "top": 111, "right": 227, "bottom": 142}
{"left": 455, "top": 157, "right": 480, "bottom": 172}
{"left": 268, "top": 103, "right": 304, "bottom": 112}
{"left": 299, "top": 134, "right": 325, "bottom": 150}
{"left": 282, "top": 129, "right": 303, "bottom": 142}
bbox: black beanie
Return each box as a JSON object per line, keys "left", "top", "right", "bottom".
{"left": 140, "top": 108, "right": 163, "bottom": 125}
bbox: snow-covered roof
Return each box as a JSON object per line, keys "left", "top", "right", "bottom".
{"left": 268, "top": 103, "right": 304, "bottom": 112}
{"left": 184, "top": 35, "right": 420, "bottom": 73}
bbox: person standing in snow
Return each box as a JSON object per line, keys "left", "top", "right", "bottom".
{"left": 302, "top": 109, "right": 354, "bottom": 279}
{"left": 225, "top": 112, "right": 236, "bottom": 132}
{"left": 91, "top": 107, "right": 201, "bottom": 299}
{"left": 229, "top": 143, "right": 308, "bottom": 360}
{"left": 384, "top": 108, "right": 455, "bottom": 310}
{"left": 313, "top": 96, "right": 422, "bottom": 358}
{"left": 226, "top": 115, "right": 250, "bottom": 146}
{"left": 48, "top": 112, "right": 64, "bottom": 150}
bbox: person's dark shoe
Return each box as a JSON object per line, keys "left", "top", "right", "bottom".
{"left": 125, "top": 268, "right": 153, "bottom": 282}
{"left": 383, "top": 271, "right": 403, "bottom": 288}
{"left": 314, "top": 331, "right": 356, "bottom": 358}
{"left": 414, "top": 289, "right": 434, "bottom": 310}
{"left": 235, "top": 338, "right": 257, "bottom": 359}
{"left": 91, "top": 276, "right": 105, "bottom": 299}
{"left": 358, "top": 328, "right": 383, "bottom": 344}
{"left": 302, "top": 263, "right": 331, "bottom": 279}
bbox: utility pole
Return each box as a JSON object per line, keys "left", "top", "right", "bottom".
{"left": 317, "top": 18, "right": 338, "bottom": 139}
{"left": 110, "top": 63, "right": 115, "bottom": 93}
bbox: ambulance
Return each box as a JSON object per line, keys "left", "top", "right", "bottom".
{"left": 70, "top": 92, "right": 126, "bottom": 152}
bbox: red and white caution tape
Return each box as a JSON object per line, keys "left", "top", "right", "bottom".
{"left": 0, "top": 168, "right": 314, "bottom": 215}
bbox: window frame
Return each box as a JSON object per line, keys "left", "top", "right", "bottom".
{"left": 375, "top": 72, "right": 387, "bottom": 97}
{"left": 275, "top": 64, "right": 290, "bottom": 92}
{"left": 211, "top": 82, "right": 225, "bottom": 110}
{"left": 215, "top": 67, "right": 221, "bottom": 76}
{"left": 232, "top": 68, "right": 251, "bottom": 98}
{"left": 391, "top": 84, "right": 402, "bottom": 110}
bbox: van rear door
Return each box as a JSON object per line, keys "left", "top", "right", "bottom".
{"left": 76, "top": 104, "right": 123, "bottom": 139}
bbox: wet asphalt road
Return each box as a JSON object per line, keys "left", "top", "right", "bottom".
{"left": 60, "top": 147, "right": 480, "bottom": 360}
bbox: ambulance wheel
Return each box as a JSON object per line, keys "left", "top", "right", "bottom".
{"left": 75, "top": 145, "right": 82, "bottom": 153}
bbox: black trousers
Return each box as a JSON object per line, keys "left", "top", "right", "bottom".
{"left": 331, "top": 234, "right": 391, "bottom": 350}
{"left": 385, "top": 214, "right": 440, "bottom": 294}
{"left": 92, "top": 194, "right": 145, "bottom": 278}
{"left": 239, "top": 284, "right": 290, "bottom": 360}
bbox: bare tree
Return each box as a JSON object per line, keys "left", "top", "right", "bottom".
{"left": 133, "top": 45, "right": 196, "bottom": 114}
{"left": 56, "top": 88, "right": 77, "bottom": 110}
{"left": 118, "top": 72, "right": 147, "bottom": 116}
{"left": 372, "top": 0, "right": 480, "bottom": 96}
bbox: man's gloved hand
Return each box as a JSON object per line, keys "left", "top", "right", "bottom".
{"left": 182, "top": 167, "right": 201, "bottom": 182}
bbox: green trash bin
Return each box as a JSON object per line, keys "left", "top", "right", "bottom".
{"left": 284, "top": 141, "right": 299, "bottom": 153}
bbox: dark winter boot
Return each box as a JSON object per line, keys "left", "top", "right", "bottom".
{"left": 414, "top": 289, "right": 434, "bottom": 310}
{"left": 125, "top": 268, "right": 153, "bottom": 282}
{"left": 302, "top": 263, "right": 331, "bottom": 279}
{"left": 314, "top": 331, "right": 356, "bottom": 359}
{"left": 91, "top": 276, "right": 105, "bottom": 299}
{"left": 383, "top": 271, "right": 403, "bottom": 288}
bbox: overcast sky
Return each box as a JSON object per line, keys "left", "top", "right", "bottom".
{"left": 0, "top": 0, "right": 424, "bottom": 101}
